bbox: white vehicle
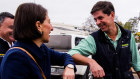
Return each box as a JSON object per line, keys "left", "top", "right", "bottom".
{"left": 45, "top": 34, "right": 92, "bottom": 79}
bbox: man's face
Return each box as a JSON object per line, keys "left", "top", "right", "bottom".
{"left": 93, "top": 10, "right": 115, "bottom": 32}
{"left": 0, "top": 18, "right": 15, "bottom": 43}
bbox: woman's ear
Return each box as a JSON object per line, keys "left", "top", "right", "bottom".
{"left": 36, "top": 21, "right": 42, "bottom": 32}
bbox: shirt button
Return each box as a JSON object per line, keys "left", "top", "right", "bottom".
{"left": 116, "top": 67, "right": 119, "bottom": 70}
{"left": 128, "top": 74, "right": 130, "bottom": 76}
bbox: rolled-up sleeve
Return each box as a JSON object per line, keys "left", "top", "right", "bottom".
{"left": 68, "top": 35, "right": 96, "bottom": 57}
{"left": 131, "top": 33, "right": 140, "bottom": 71}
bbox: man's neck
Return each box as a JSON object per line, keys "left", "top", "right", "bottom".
{"left": 106, "top": 24, "right": 118, "bottom": 41}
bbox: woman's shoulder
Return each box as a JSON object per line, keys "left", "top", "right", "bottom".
{"left": 6, "top": 48, "right": 28, "bottom": 57}
{"left": 3, "top": 48, "right": 30, "bottom": 64}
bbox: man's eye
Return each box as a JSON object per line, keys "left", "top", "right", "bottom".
{"left": 98, "top": 17, "right": 103, "bottom": 20}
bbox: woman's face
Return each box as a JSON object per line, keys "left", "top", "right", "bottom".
{"left": 40, "top": 15, "right": 53, "bottom": 43}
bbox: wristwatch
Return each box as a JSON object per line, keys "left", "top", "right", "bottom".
{"left": 67, "top": 64, "right": 74, "bottom": 69}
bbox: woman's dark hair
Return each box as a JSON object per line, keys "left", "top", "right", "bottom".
{"left": 14, "top": 3, "right": 47, "bottom": 41}
{"left": 90, "top": 1, "right": 115, "bottom": 16}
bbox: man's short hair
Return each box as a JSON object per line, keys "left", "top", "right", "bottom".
{"left": 90, "top": 1, "right": 115, "bottom": 16}
{"left": 0, "top": 12, "right": 14, "bottom": 25}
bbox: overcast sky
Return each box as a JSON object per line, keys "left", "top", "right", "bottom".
{"left": 0, "top": 0, "right": 140, "bottom": 26}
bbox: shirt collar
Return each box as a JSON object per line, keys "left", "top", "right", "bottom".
{"left": 104, "top": 24, "right": 122, "bottom": 41}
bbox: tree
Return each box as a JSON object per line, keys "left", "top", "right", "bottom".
{"left": 127, "top": 13, "right": 140, "bottom": 33}
{"left": 129, "top": 17, "right": 139, "bottom": 33}
{"left": 117, "top": 21, "right": 123, "bottom": 26}
{"left": 81, "top": 15, "right": 99, "bottom": 34}
{"left": 123, "top": 22, "right": 132, "bottom": 31}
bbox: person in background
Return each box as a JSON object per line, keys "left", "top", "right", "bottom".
{"left": 0, "top": 12, "right": 15, "bottom": 63}
{"left": 68, "top": 1, "right": 140, "bottom": 79}
{"left": 1, "top": 3, "right": 76, "bottom": 79}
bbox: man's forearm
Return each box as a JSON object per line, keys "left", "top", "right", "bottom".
{"left": 72, "top": 53, "right": 93, "bottom": 65}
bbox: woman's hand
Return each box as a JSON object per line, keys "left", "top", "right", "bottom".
{"left": 63, "top": 66, "right": 75, "bottom": 79}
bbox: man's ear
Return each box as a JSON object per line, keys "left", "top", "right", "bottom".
{"left": 110, "top": 11, "right": 115, "bottom": 18}
{"left": 35, "top": 21, "right": 41, "bottom": 31}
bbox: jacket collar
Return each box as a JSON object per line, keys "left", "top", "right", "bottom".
{"left": 13, "top": 41, "right": 46, "bottom": 59}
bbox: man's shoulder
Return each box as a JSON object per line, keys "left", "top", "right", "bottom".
{"left": 90, "top": 29, "right": 104, "bottom": 39}
{"left": 124, "top": 29, "right": 131, "bottom": 33}
{"left": 90, "top": 30, "right": 100, "bottom": 35}
{"left": 123, "top": 29, "right": 131, "bottom": 37}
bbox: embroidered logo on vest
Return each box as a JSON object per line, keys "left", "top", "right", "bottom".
{"left": 122, "top": 44, "right": 129, "bottom": 48}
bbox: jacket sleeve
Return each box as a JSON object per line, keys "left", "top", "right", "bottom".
{"left": 46, "top": 47, "right": 76, "bottom": 71}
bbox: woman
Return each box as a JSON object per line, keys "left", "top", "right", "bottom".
{"left": 1, "top": 3, "right": 76, "bottom": 79}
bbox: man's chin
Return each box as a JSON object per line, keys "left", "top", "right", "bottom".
{"left": 101, "top": 29, "right": 105, "bottom": 32}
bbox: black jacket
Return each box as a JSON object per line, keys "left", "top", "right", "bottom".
{"left": 0, "top": 38, "right": 10, "bottom": 64}
{"left": 0, "top": 38, "right": 9, "bottom": 54}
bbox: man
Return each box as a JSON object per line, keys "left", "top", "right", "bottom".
{"left": 68, "top": 1, "right": 140, "bottom": 79}
{"left": 0, "top": 12, "right": 15, "bottom": 62}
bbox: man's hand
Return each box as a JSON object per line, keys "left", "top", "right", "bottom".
{"left": 63, "top": 66, "right": 75, "bottom": 79}
{"left": 72, "top": 53, "right": 105, "bottom": 78}
{"left": 89, "top": 59, "right": 105, "bottom": 78}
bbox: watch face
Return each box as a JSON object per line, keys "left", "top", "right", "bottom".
{"left": 67, "top": 64, "right": 74, "bottom": 69}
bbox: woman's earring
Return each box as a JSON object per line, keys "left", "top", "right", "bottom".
{"left": 40, "top": 31, "right": 43, "bottom": 35}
